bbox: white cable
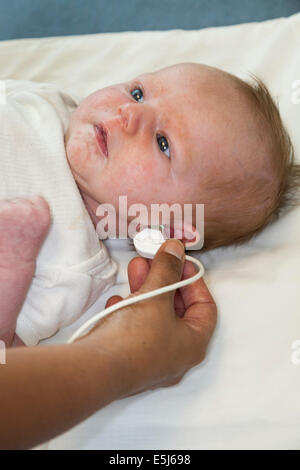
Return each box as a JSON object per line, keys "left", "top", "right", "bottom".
{"left": 67, "top": 255, "right": 204, "bottom": 344}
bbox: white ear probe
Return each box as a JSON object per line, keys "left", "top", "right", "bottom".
{"left": 133, "top": 226, "right": 167, "bottom": 259}
{"left": 67, "top": 228, "right": 205, "bottom": 344}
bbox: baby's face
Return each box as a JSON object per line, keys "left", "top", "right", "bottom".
{"left": 65, "top": 63, "right": 265, "bottom": 223}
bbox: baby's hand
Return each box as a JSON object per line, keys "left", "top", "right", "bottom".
{"left": 0, "top": 196, "right": 50, "bottom": 266}
{"left": 0, "top": 196, "right": 51, "bottom": 346}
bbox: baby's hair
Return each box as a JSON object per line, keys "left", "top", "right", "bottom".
{"left": 203, "top": 72, "right": 300, "bottom": 251}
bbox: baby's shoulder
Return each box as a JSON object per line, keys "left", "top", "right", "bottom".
{"left": 2, "top": 78, "right": 79, "bottom": 134}
{"left": 3, "top": 78, "right": 78, "bottom": 114}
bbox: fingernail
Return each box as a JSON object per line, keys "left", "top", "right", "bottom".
{"left": 163, "top": 239, "right": 185, "bottom": 260}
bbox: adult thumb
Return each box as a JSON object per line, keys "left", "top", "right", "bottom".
{"left": 141, "top": 239, "right": 185, "bottom": 296}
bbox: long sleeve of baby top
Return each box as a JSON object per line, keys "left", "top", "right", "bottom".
{"left": 0, "top": 79, "right": 118, "bottom": 346}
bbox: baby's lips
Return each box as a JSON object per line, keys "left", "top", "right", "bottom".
{"left": 94, "top": 123, "right": 108, "bottom": 157}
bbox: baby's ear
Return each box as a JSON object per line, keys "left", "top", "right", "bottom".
{"left": 167, "top": 222, "right": 203, "bottom": 251}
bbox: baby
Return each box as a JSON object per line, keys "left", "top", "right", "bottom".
{"left": 1, "top": 62, "right": 299, "bottom": 347}
{"left": 65, "top": 62, "right": 299, "bottom": 246}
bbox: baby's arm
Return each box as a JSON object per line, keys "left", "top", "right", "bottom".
{"left": 0, "top": 197, "right": 50, "bottom": 347}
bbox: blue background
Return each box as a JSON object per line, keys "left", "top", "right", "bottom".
{"left": 0, "top": 0, "right": 299, "bottom": 41}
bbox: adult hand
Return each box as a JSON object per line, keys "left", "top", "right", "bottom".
{"left": 0, "top": 239, "right": 217, "bottom": 449}
{"left": 86, "top": 239, "right": 217, "bottom": 397}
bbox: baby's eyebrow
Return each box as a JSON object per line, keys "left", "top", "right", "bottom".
{"left": 133, "top": 73, "right": 147, "bottom": 83}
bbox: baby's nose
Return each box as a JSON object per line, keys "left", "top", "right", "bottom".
{"left": 117, "top": 103, "right": 154, "bottom": 135}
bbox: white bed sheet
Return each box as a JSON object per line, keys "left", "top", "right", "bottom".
{"left": 0, "top": 13, "right": 299, "bottom": 449}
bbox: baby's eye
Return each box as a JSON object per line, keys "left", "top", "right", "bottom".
{"left": 130, "top": 86, "right": 170, "bottom": 159}
{"left": 157, "top": 135, "right": 170, "bottom": 158}
{"left": 131, "top": 87, "right": 144, "bottom": 103}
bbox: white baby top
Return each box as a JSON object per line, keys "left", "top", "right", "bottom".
{"left": 0, "top": 79, "right": 118, "bottom": 346}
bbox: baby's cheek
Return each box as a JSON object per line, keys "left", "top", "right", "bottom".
{"left": 66, "top": 140, "right": 84, "bottom": 171}
{"left": 117, "top": 160, "right": 156, "bottom": 197}
{"left": 71, "top": 104, "right": 89, "bottom": 123}
{"left": 66, "top": 132, "right": 90, "bottom": 173}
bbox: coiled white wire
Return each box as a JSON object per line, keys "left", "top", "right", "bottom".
{"left": 67, "top": 255, "right": 205, "bottom": 344}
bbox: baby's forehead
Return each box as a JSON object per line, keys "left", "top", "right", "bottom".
{"left": 136, "top": 63, "right": 245, "bottom": 118}
{"left": 135, "top": 64, "right": 261, "bottom": 171}
{"left": 138, "top": 63, "right": 232, "bottom": 87}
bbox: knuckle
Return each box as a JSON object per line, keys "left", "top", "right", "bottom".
{"left": 159, "top": 376, "right": 182, "bottom": 388}
{"left": 198, "top": 348, "right": 206, "bottom": 363}
{"left": 172, "top": 375, "right": 183, "bottom": 385}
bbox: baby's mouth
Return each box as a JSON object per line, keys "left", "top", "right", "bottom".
{"left": 94, "top": 124, "right": 108, "bottom": 158}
